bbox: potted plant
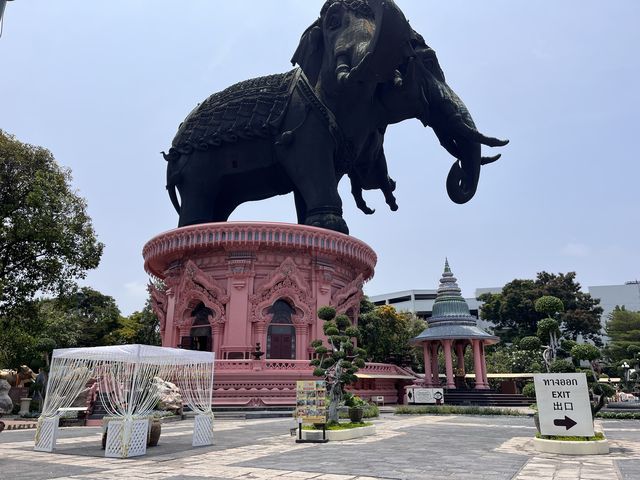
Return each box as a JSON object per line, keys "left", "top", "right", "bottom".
{"left": 345, "top": 394, "right": 366, "bottom": 423}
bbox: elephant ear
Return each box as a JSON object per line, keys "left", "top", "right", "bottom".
{"left": 291, "top": 20, "right": 324, "bottom": 86}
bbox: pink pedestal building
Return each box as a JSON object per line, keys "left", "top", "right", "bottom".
{"left": 143, "top": 222, "right": 414, "bottom": 406}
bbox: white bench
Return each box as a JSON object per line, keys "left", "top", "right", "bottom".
{"left": 372, "top": 396, "right": 384, "bottom": 406}
{"left": 57, "top": 407, "right": 87, "bottom": 419}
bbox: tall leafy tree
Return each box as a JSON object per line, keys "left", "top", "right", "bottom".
{"left": 604, "top": 306, "right": 640, "bottom": 365}
{"left": 479, "top": 272, "right": 602, "bottom": 344}
{"left": 478, "top": 279, "right": 539, "bottom": 342}
{"left": 358, "top": 299, "right": 426, "bottom": 369}
{"left": 0, "top": 131, "right": 103, "bottom": 317}
{"left": 111, "top": 300, "right": 161, "bottom": 346}
{"left": 57, "top": 287, "right": 122, "bottom": 347}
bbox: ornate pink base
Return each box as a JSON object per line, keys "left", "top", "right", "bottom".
{"left": 143, "top": 222, "right": 415, "bottom": 406}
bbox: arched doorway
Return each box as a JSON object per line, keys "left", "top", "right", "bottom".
{"left": 182, "top": 302, "right": 212, "bottom": 351}
{"left": 266, "top": 300, "right": 296, "bottom": 359}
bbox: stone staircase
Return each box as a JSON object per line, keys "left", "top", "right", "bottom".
{"left": 87, "top": 394, "right": 108, "bottom": 421}
{"left": 444, "top": 389, "right": 534, "bottom": 407}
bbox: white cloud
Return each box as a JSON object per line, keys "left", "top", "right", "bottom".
{"left": 562, "top": 243, "right": 590, "bottom": 257}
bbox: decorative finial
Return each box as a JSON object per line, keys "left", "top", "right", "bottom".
{"left": 444, "top": 258, "right": 451, "bottom": 273}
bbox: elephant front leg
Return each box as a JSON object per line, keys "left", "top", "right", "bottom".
{"left": 279, "top": 140, "right": 349, "bottom": 235}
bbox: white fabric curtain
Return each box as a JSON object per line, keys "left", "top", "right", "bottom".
{"left": 162, "top": 354, "right": 215, "bottom": 415}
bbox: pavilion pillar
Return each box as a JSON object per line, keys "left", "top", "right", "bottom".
{"left": 422, "top": 342, "right": 433, "bottom": 386}
{"left": 480, "top": 342, "right": 489, "bottom": 388}
{"left": 472, "top": 340, "right": 488, "bottom": 389}
{"left": 430, "top": 342, "right": 440, "bottom": 386}
{"left": 442, "top": 339, "right": 455, "bottom": 389}
{"left": 455, "top": 341, "right": 466, "bottom": 375}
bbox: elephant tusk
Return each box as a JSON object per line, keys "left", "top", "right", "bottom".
{"left": 481, "top": 154, "right": 501, "bottom": 165}
{"left": 460, "top": 125, "right": 509, "bottom": 147}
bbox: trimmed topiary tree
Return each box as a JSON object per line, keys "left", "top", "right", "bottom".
{"left": 570, "top": 343, "right": 613, "bottom": 415}
{"left": 549, "top": 359, "right": 576, "bottom": 373}
{"left": 519, "top": 336, "right": 542, "bottom": 352}
{"left": 310, "top": 306, "right": 365, "bottom": 424}
{"left": 535, "top": 295, "right": 564, "bottom": 372}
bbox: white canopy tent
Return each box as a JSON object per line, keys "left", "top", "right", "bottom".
{"left": 35, "top": 345, "right": 215, "bottom": 457}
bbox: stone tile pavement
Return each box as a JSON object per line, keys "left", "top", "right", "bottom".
{"left": 0, "top": 415, "right": 637, "bottom": 479}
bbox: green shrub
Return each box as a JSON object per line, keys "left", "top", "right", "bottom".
{"left": 522, "top": 383, "right": 536, "bottom": 398}
{"left": 519, "top": 336, "right": 542, "bottom": 351}
{"left": 571, "top": 344, "right": 601, "bottom": 362}
{"left": 596, "top": 411, "right": 640, "bottom": 420}
{"left": 536, "top": 431, "right": 604, "bottom": 441}
{"left": 395, "top": 405, "right": 525, "bottom": 416}
{"left": 549, "top": 359, "right": 576, "bottom": 373}
{"left": 534, "top": 296, "right": 564, "bottom": 316}
{"left": 304, "top": 421, "right": 373, "bottom": 431}
{"left": 317, "top": 306, "right": 336, "bottom": 321}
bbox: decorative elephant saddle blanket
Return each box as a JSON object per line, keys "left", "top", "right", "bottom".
{"left": 167, "top": 69, "right": 302, "bottom": 158}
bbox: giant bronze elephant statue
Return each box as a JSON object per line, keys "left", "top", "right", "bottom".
{"left": 164, "top": 0, "right": 507, "bottom": 234}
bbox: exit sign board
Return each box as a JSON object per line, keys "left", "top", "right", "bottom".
{"left": 533, "top": 373, "right": 594, "bottom": 437}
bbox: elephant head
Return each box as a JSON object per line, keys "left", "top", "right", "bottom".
{"left": 379, "top": 31, "right": 509, "bottom": 204}
{"left": 291, "top": 0, "right": 412, "bottom": 91}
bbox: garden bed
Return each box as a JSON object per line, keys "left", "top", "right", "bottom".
{"left": 300, "top": 422, "right": 375, "bottom": 441}
{"left": 533, "top": 434, "right": 609, "bottom": 455}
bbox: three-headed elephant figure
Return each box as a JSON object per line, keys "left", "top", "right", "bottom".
{"left": 164, "top": 0, "right": 508, "bottom": 235}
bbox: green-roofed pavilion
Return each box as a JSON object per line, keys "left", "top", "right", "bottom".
{"left": 412, "top": 259, "right": 499, "bottom": 389}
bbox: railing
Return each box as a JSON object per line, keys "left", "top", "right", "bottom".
{"left": 143, "top": 222, "right": 376, "bottom": 278}
{"left": 212, "top": 359, "right": 410, "bottom": 375}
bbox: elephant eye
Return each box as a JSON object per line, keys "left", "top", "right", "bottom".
{"left": 327, "top": 14, "right": 341, "bottom": 30}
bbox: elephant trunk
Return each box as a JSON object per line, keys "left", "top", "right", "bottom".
{"left": 424, "top": 81, "right": 508, "bottom": 204}
{"left": 446, "top": 140, "right": 481, "bottom": 204}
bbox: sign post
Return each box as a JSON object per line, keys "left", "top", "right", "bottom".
{"left": 295, "top": 380, "right": 328, "bottom": 443}
{"left": 533, "top": 373, "right": 594, "bottom": 437}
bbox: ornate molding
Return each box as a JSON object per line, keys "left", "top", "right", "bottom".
{"left": 148, "top": 283, "right": 168, "bottom": 332}
{"left": 333, "top": 273, "right": 364, "bottom": 318}
{"left": 249, "top": 257, "right": 314, "bottom": 326}
{"left": 174, "top": 260, "right": 230, "bottom": 328}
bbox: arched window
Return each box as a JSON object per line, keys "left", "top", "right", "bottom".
{"left": 181, "top": 302, "right": 212, "bottom": 351}
{"left": 266, "top": 300, "right": 296, "bottom": 359}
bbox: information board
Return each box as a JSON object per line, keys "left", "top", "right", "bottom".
{"left": 296, "top": 380, "right": 327, "bottom": 424}
{"left": 533, "top": 373, "right": 594, "bottom": 437}
{"left": 406, "top": 387, "right": 444, "bottom": 404}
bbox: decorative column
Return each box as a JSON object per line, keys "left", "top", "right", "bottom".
{"left": 212, "top": 323, "right": 224, "bottom": 356}
{"left": 253, "top": 322, "right": 267, "bottom": 352}
{"left": 163, "top": 289, "right": 176, "bottom": 347}
{"left": 442, "top": 339, "right": 455, "bottom": 389}
{"left": 472, "top": 339, "right": 488, "bottom": 389}
{"left": 179, "top": 326, "right": 191, "bottom": 349}
{"left": 480, "top": 342, "right": 489, "bottom": 389}
{"left": 295, "top": 324, "right": 308, "bottom": 360}
{"left": 430, "top": 342, "right": 440, "bottom": 386}
{"left": 422, "top": 341, "right": 433, "bottom": 386}
{"left": 455, "top": 341, "right": 466, "bottom": 375}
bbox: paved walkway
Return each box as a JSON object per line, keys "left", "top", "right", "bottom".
{"left": 0, "top": 415, "right": 638, "bottom": 479}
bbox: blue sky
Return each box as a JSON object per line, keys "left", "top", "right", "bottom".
{"left": 1, "top": 1, "right": 639, "bottom": 315}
